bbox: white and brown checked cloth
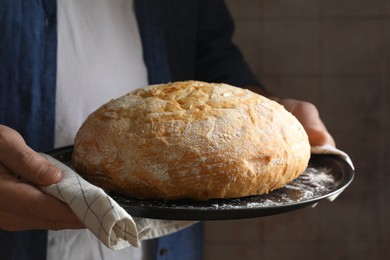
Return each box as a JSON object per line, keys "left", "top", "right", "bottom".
{"left": 40, "top": 154, "right": 195, "bottom": 250}
{"left": 311, "top": 144, "right": 354, "bottom": 170}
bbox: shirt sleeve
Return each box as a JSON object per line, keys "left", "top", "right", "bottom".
{"left": 194, "top": 0, "right": 266, "bottom": 91}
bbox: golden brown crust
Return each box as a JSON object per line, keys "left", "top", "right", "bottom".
{"left": 72, "top": 81, "right": 310, "bottom": 200}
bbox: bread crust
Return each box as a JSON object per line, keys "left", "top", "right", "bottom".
{"left": 72, "top": 81, "right": 310, "bottom": 200}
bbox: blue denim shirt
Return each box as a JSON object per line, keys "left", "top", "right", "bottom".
{"left": 0, "top": 0, "right": 261, "bottom": 259}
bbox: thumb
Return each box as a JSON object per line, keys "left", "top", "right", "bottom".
{"left": 0, "top": 125, "right": 62, "bottom": 185}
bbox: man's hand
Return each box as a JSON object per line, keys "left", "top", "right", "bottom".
{"left": 280, "top": 99, "right": 336, "bottom": 147}
{"left": 0, "top": 125, "right": 84, "bottom": 231}
{"left": 244, "top": 86, "right": 335, "bottom": 147}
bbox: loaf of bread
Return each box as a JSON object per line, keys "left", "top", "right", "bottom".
{"left": 72, "top": 81, "right": 310, "bottom": 200}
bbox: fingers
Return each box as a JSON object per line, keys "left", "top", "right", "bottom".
{"left": 0, "top": 167, "right": 84, "bottom": 231}
{"left": 305, "top": 127, "right": 336, "bottom": 147}
{"left": 0, "top": 125, "right": 62, "bottom": 185}
{"left": 1, "top": 210, "right": 83, "bottom": 231}
{"left": 0, "top": 126, "right": 82, "bottom": 231}
{"left": 281, "top": 99, "right": 336, "bottom": 147}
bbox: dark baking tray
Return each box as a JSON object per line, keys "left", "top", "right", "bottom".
{"left": 47, "top": 146, "right": 354, "bottom": 221}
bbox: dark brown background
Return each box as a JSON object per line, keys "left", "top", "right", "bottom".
{"left": 204, "top": 0, "right": 389, "bottom": 259}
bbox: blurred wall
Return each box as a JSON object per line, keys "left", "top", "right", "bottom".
{"left": 204, "top": 0, "right": 389, "bottom": 259}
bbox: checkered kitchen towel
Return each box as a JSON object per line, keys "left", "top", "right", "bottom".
{"left": 311, "top": 144, "right": 354, "bottom": 170}
{"left": 40, "top": 154, "right": 194, "bottom": 250}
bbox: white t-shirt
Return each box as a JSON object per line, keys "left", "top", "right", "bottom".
{"left": 55, "top": 0, "right": 148, "bottom": 147}
{"left": 50, "top": 0, "right": 148, "bottom": 259}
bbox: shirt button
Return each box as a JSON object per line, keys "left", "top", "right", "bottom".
{"left": 159, "top": 247, "right": 168, "bottom": 256}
